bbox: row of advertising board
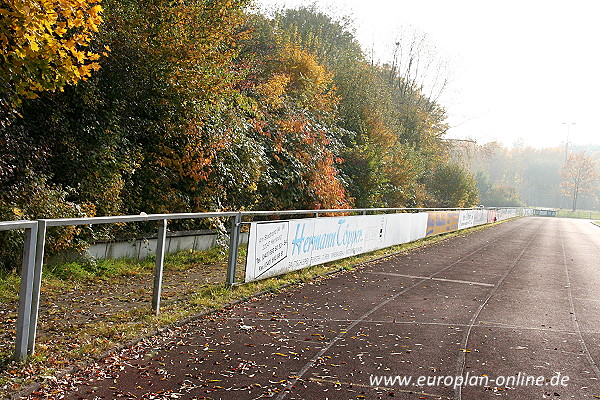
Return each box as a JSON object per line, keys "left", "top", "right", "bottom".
{"left": 244, "top": 208, "right": 522, "bottom": 282}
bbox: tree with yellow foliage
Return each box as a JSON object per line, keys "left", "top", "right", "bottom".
{"left": 0, "top": 0, "right": 105, "bottom": 122}
{"left": 560, "top": 152, "right": 600, "bottom": 211}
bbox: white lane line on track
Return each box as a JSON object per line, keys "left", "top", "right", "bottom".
{"left": 232, "top": 316, "right": 600, "bottom": 335}
{"left": 559, "top": 221, "right": 600, "bottom": 379}
{"left": 366, "top": 271, "right": 495, "bottom": 287}
{"left": 454, "top": 219, "right": 543, "bottom": 400}
{"left": 274, "top": 219, "right": 527, "bottom": 400}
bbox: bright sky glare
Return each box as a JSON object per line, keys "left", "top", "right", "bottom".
{"left": 254, "top": 0, "right": 600, "bottom": 148}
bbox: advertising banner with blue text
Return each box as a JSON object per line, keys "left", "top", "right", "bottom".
{"left": 245, "top": 214, "right": 416, "bottom": 282}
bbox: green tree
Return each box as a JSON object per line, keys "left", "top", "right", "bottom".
{"left": 427, "top": 163, "right": 478, "bottom": 207}
{"left": 474, "top": 171, "right": 523, "bottom": 207}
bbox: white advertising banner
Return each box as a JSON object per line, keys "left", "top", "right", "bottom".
{"left": 246, "top": 221, "right": 290, "bottom": 281}
{"left": 458, "top": 210, "right": 475, "bottom": 230}
{"left": 409, "top": 213, "right": 429, "bottom": 242}
{"left": 382, "top": 213, "right": 413, "bottom": 248}
{"left": 473, "top": 209, "right": 488, "bottom": 226}
{"left": 245, "top": 208, "right": 522, "bottom": 283}
{"left": 245, "top": 214, "right": 416, "bottom": 282}
{"left": 497, "top": 208, "right": 517, "bottom": 221}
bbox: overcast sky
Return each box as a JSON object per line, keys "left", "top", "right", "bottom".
{"left": 254, "top": 0, "right": 600, "bottom": 148}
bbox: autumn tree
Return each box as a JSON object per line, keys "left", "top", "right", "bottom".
{"left": 0, "top": 0, "right": 257, "bottom": 270}
{"left": 269, "top": 7, "right": 450, "bottom": 208}
{"left": 89, "top": 0, "right": 257, "bottom": 214}
{"left": 0, "top": 0, "right": 105, "bottom": 124}
{"left": 560, "top": 152, "right": 600, "bottom": 211}
{"left": 0, "top": 0, "right": 108, "bottom": 268}
{"left": 3, "top": 0, "right": 255, "bottom": 212}
{"left": 236, "top": 15, "right": 349, "bottom": 209}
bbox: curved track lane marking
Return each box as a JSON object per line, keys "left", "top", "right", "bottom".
{"left": 558, "top": 220, "right": 600, "bottom": 379}
{"left": 275, "top": 219, "right": 529, "bottom": 400}
{"left": 454, "top": 222, "right": 543, "bottom": 400}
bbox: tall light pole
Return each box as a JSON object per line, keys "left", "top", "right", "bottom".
{"left": 561, "top": 122, "right": 576, "bottom": 210}
{"left": 562, "top": 122, "right": 576, "bottom": 163}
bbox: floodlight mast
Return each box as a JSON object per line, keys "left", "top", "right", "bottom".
{"left": 562, "top": 122, "right": 576, "bottom": 163}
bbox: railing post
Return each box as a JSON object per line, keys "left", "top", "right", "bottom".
{"left": 28, "top": 220, "right": 47, "bottom": 355}
{"left": 226, "top": 213, "right": 242, "bottom": 286}
{"left": 152, "top": 219, "right": 168, "bottom": 315}
{"left": 14, "top": 224, "right": 37, "bottom": 361}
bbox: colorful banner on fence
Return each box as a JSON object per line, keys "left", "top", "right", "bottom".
{"left": 426, "top": 211, "right": 460, "bottom": 236}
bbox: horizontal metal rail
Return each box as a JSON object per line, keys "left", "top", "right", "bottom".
{"left": 0, "top": 220, "right": 37, "bottom": 231}
{"left": 42, "top": 211, "right": 238, "bottom": 227}
{"left": 239, "top": 207, "right": 479, "bottom": 217}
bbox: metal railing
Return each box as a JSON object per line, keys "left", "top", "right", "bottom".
{"left": 0, "top": 221, "right": 38, "bottom": 362}
{"left": 2, "top": 206, "right": 518, "bottom": 361}
{"left": 5, "top": 212, "right": 239, "bottom": 361}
